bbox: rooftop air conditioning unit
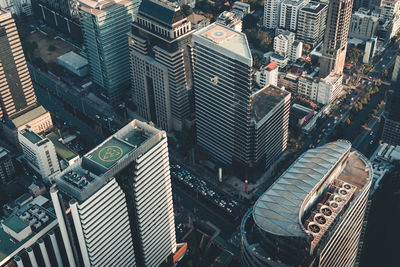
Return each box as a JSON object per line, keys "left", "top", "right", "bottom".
{"left": 320, "top": 205, "right": 333, "bottom": 217}
{"left": 41, "top": 215, "right": 49, "bottom": 223}
{"left": 342, "top": 183, "right": 352, "bottom": 190}
{"left": 334, "top": 196, "right": 343, "bottom": 203}
{"left": 308, "top": 222, "right": 321, "bottom": 234}
{"left": 19, "top": 212, "right": 30, "bottom": 220}
{"left": 329, "top": 201, "right": 340, "bottom": 210}
{"left": 314, "top": 213, "right": 327, "bottom": 225}
{"left": 339, "top": 188, "right": 348, "bottom": 196}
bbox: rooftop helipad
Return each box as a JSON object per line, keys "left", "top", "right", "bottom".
{"left": 86, "top": 137, "right": 133, "bottom": 169}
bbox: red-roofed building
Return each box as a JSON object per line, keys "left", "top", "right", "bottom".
{"left": 255, "top": 63, "right": 278, "bottom": 87}
{"left": 266, "top": 62, "right": 277, "bottom": 71}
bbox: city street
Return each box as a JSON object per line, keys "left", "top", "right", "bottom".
{"left": 369, "top": 40, "right": 399, "bottom": 78}
{"left": 29, "top": 65, "right": 125, "bottom": 132}
{"left": 34, "top": 83, "right": 103, "bottom": 144}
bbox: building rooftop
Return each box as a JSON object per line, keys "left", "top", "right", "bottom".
{"left": 250, "top": 85, "right": 290, "bottom": 123}
{"left": 86, "top": 137, "right": 137, "bottom": 169}
{"left": 187, "top": 13, "right": 208, "bottom": 24}
{"left": 55, "top": 120, "right": 163, "bottom": 202}
{"left": 301, "top": 2, "right": 327, "bottom": 14}
{"left": 0, "top": 146, "right": 9, "bottom": 159}
{"left": 2, "top": 215, "right": 28, "bottom": 234}
{"left": 252, "top": 140, "right": 372, "bottom": 238}
{"left": 57, "top": 51, "right": 88, "bottom": 69}
{"left": 0, "top": 198, "right": 56, "bottom": 264}
{"left": 266, "top": 62, "right": 277, "bottom": 71}
{"left": 194, "top": 23, "right": 252, "bottom": 64}
{"left": 20, "top": 128, "right": 42, "bottom": 144}
{"left": 139, "top": 0, "right": 184, "bottom": 26}
{"left": 46, "top": 132, "right": 78, "bottom": 161}
{"left": 10, "top": 105, "right": 48, "bottom": 128}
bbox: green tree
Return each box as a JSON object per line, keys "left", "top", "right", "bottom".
{"left": 242, "top": 14, "right": 258, "bottom": 30}
{"left": 182, "top": 4, "right": 193, "bottom": 16}
{"left": 346, "top": 46, "right": 363, "bottom": 63}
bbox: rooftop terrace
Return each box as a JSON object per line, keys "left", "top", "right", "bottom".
{"left": 20, "top": 128, "right": 42, "bottom": 144}
{"left": 46, "top": 132, "right": 78, "bottom": 161}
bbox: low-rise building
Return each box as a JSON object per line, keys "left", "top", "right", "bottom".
{"left": 57, "top": 51, "right": 88, "bottom": 77}
{"left": 278, "top": 72, "right": 299, "bottom": 92}
{"left": 254, "top": 62, "right": 278, "bottom": 87}
{"left": 187, "top": 13, "right": 210, "bottom": 29}
{"left": 216, "top": 11, "right": 242, "bottom": 32}
{"left": 18, "top": 127, "right": 60, "bottom": 182}
{"left": 273, "top": 30, "right": 302, "bottom": 67}
{"left": 232, "top": 1, "right": 250, "bottom": 19}
{"left": 317, "top": 74, "right": 343, "bottom": 104}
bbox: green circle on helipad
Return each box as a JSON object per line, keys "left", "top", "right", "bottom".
{"left": 98, "top": 146, "right": 123, "bottom": 162}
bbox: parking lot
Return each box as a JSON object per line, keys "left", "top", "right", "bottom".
{"left": 170, "top": 164, "right": 246, "bottom": 221}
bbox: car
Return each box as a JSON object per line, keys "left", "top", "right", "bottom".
{"left": 370, "top": 131, "right": 374, "bottom": 136}
{"left": 370, "top": 140, "right": 374, "bottom": 145}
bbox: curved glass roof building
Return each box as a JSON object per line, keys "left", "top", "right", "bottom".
{"left": 241, "top": 140, "right": 373, "bottom": 266}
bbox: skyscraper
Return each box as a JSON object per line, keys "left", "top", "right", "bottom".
{"left": 52, "top": 119, "right": 176, "bottom": 266}
{"left": 129, "top": 0, "right": 194, "bottom": 131}
{"left": 193, "top": 24, "right": 290, "bottom": 171}
{"left": 0, "top": 10, "right": 36, "bottom": 119}
{"left": 0, "top": 10, "right": 53, "bottom": 146}
{"left": 79, "top": 0, "right": 140, "bottom": 106}
{"left": 241, "top": 140, "right": 373, "bottom": 266}
{"left": 319, "top": 0, "right": 353, "bottom": 78}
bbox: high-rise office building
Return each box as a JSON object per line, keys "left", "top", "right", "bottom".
{"left": 0, "top": 146, "right": 14, "bottom": 184}
{"left": 193, "top": 24, "right": 290, "bottom": 170}
{"left": 193, "top": 23, "right": 253, "bottom": 167}
{"left": 52, "top": 119, "right": 176, "bottom": 266}
{"left": 241, "top": 140, "right": 373, "bottom": 266}
{"left": 18, "top": 127, "right": 60, "bottom": 181}
{"left": 0, "top": 10, "right": 53, "bottom": 146}
{"left": 79, "top": 0, "right": 140, "bottom": 106}
{"left": 0, "top": 10, "right": 36, "bottom": 119}
{"left": 319, "top": 0, "right": 353, "bottom": 78}
{"left": 297, "top": 2, "right": 328, "bottom": 47}
{"left": 249, "top": 85, "right": 291, "bottom": 169}
{"left": 382, "top": 91, "right": 400, "bottom": 145}
{"left": 263, "top": 0, "right": 281, "bottom": 29}
{"left": 129, "top": 0, "right": 194, "bottom": 131}
{"left": 279, "top": 0, "right": 309, "bottom": 31}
